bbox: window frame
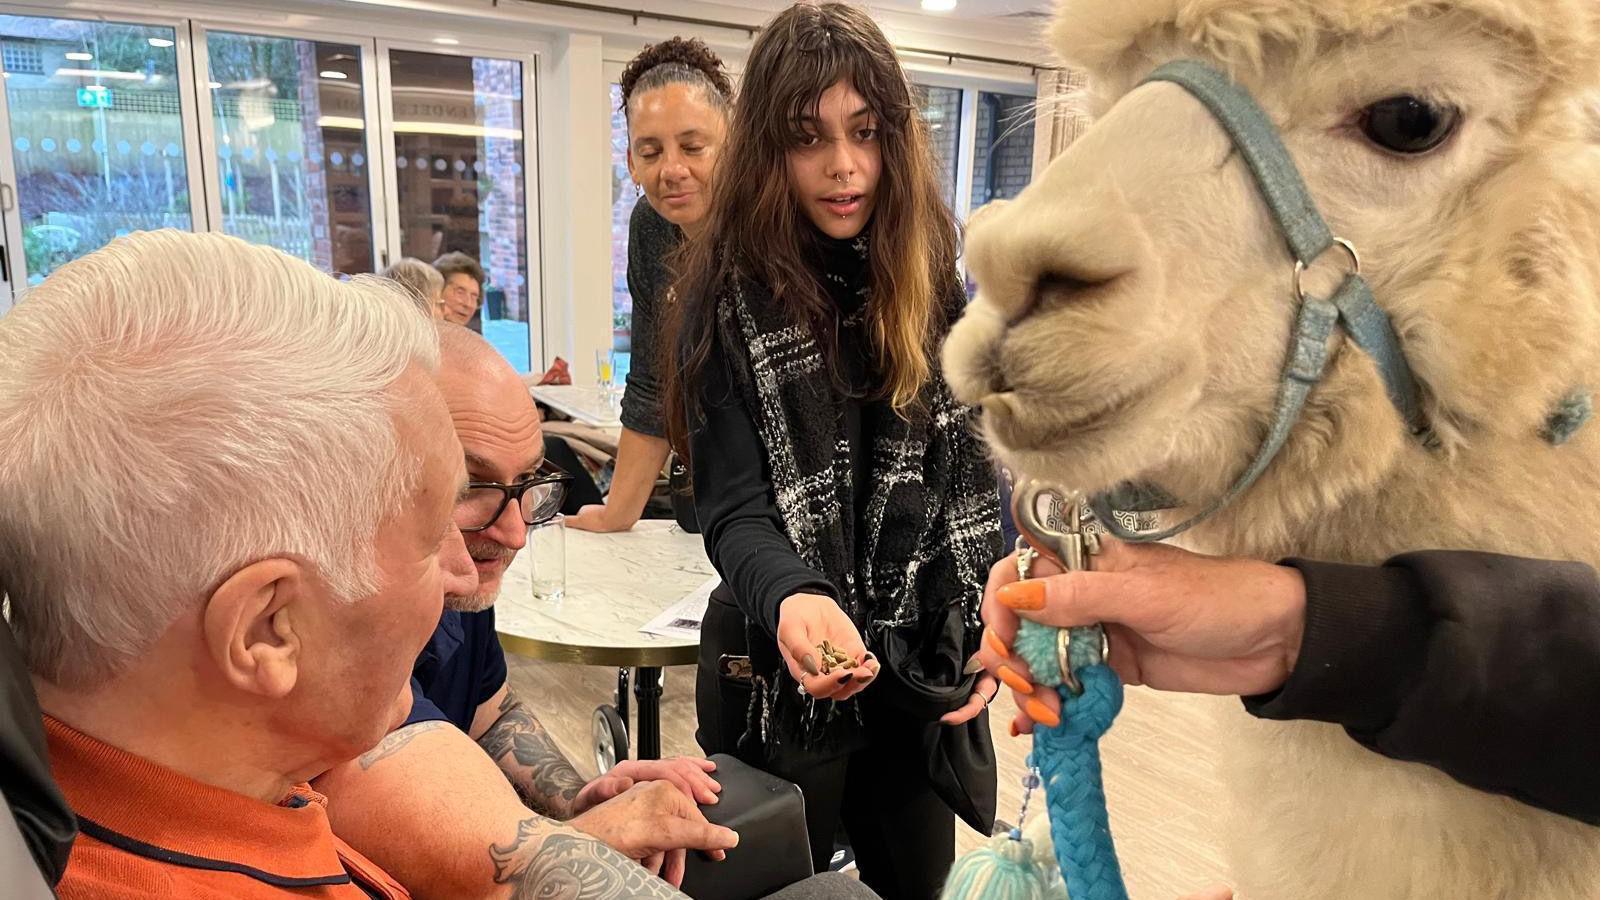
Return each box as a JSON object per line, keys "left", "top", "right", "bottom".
{"left": 0, "top": 8, "right": 209, "bottom": 292}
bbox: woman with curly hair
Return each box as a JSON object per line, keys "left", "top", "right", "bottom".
{"left": 670, "top": 5, "right": 1003, "bottom": 897}
{"left": 568, "top": 37, "right": 732, "bottom": 533}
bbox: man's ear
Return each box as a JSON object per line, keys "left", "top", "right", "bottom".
{"left": 202, "top": 559, "right": 308, "bottom": 700}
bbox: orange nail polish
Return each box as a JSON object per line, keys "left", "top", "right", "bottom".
{"left": 998, "top": 580, "right": 1046, "bottom": 611}
{"left": 1025, "top": 698, "right": 1061, "bottom": 728}
{"left": 984, "top": 628, "right": 1010, "bottom": 659}
{"left": 1008, "top": 721, "right": 1020, "bottom": 738}
{"left": 996, "top": 665, "right": 1033, "bottom": 695}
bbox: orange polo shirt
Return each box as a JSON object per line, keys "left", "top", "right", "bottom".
{"left": 45, "top": 715, "right": 410, "bottom": 899}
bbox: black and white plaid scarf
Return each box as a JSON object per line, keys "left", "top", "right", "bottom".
{"left": 715, "top": 236, "right": 1002, "bottom": 753}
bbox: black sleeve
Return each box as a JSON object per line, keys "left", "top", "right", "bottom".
{"left": 1, "top": 620, "right": 74, "bottom": 884}
{"left": 620, "top": 203, "right": 671, "bottom": 438}
{"left": 689, "top": 340, "right": 837, "bottom": 637}
{"left": 1246, "top": 551, "right": 1600, "bottom": 825}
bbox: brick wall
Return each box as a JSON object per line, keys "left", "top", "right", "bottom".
{"left": 971, "top": 92, "right": 1036, "bottom": 209}
{"left": 473, "top": 57, "right": 528, "bottom": 322}
{"left": 295, "top": 42, "right": 333, "bottom": 272}
{"left": 610, "top": 84, "right": 638, "bottom": 343}
{"left": 914, "top": 84, "right": 962, "bottom": 211}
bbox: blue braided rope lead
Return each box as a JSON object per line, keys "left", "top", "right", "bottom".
{"left": 1017, "top": 619, "right": 1129, "bottom": 900}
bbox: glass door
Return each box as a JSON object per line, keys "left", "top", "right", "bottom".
{"left": 199, "top": 30, "right": 380, "bottom": 275}
{"left": 379, "top": 45, "right": 533, "bottom": 371}
{"left": 0, "top": 13, "right": 199, "bottom": 290}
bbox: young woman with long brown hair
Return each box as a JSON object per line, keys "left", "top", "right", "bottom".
{"left": 669, "top": 5, "right": 1002, "bottom": 897}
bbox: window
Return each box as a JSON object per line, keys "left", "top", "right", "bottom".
{"left": 970, "top": 90, "right": 1036, "bottom": 210}
{"left": 388, "top": 48, "right": 530, "bottom": 371}
{"left": 914, "top": 84, "right": 962, "bottom": 212}
{"left": 207, "top": 33, "right": 374, "bottom": 274}
{"left": 0, "top": 15, "right": 192, "bottom": 284}
{"left": 1, "top": 41, "right": 42, "bottom": 76}
{"left": 609, "top": 82, "right": 640, "bottom": 379}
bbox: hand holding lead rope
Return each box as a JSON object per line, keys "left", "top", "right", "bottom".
{"left": 1008, "top": 479, "right": 1130, "bottom": 900}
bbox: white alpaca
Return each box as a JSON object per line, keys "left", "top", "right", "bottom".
{"left": 945, "top": 1, "right": 1600, "bottom": 897}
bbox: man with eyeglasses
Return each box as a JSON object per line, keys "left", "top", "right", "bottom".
{"left": 313, "top": 324, "right": 740, "bottom": 899}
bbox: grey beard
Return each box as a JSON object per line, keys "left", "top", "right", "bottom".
{"left": 445, "top": 583, "right": 500, "bottom": 613}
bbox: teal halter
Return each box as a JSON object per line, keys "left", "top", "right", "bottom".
{"left": 1090, "top": 59, "right": 1434, "bottom": 543}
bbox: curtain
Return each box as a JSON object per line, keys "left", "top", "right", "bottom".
{"left": 1031, "top": 67, "right": 1091, "bottom": 178}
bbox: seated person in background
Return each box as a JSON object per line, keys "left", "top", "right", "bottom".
{"left": 381, "top": 257, "right": 447, "bottom": 319}
{"left": 314, "top": 323, "right": 739, "bottom": 897}
{"left": 0, "top": 230, "right": 467, "bottom": 899}
{"left": 434, "top": 251, "right": 485, "bottom": 332}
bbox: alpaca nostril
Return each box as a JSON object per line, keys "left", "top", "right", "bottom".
{"left": 983, "top": 345, "right": 1012, "bottom": 394}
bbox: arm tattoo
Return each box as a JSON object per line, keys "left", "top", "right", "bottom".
{"left": 358, "top": 721, "right": 447, "bottom": 770}
{"left": 490, "top": 818, "right": 686, "bottom": 900}
{"left": 478, "top": 692, "right": 590, "bottom": 819}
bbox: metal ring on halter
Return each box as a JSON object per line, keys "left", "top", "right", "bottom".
{"left": 1056, "top": 628, "right": 1083, "bottom": 696}
{"left": 1293, "top": 236, "right": 1360, "bottom": 302}
{"left": 1015, "top": 540, "right": 1037, "bottom": 582}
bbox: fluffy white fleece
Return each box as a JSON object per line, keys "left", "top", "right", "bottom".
{"left": 946, "top": 1, "right": 1600, "bottom": 895}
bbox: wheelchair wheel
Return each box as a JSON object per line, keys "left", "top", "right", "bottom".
{"left": 592, "top": 704, "right": 629, "bottom": 773}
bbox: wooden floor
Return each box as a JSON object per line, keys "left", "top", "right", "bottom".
{"left": 506, "top": 655, "right": 1235, "bottom": 899}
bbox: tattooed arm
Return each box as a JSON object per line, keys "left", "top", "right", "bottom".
{"left": 315, "top": 719, "right": 706, "bottom": 899}
{"left": 471, "top": 684, "right": 593, "bottom": 820}
{"left": 492, "top": 818, "right": 686, "bottom": 899}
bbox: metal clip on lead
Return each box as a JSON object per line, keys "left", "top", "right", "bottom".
{"left": 1010, "top": 478, "right": 1103, "bottom": 695}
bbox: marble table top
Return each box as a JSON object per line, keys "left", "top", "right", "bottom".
{"left": 529, "top": 384, "right": 624, "bottom": 429}
{"left": 495, "top": 520, "right": 713, "bottom": 667}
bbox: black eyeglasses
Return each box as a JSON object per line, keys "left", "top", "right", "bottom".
{"left": 457, "top": 463, "right": 572, "bottom": 532}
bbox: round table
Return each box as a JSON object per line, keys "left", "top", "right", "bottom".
{"left": 495, "top": 520, "right": 713, "bottom": 762}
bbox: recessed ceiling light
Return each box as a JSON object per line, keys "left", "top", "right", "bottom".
{"left": 921, "top": 0, "right": 957, "bottom": 10}
{"left": 432, "top": 37, "right": 460, "bottom": 45}
{"left": 319, "top": 70, "right": 348, "bottom": 80}
{"left": 65, "top": 51, "right": 94, "bottom": 61}
{"left": 147, "top": 38, "right": 174, "bottom": 48}
{"left": 55, "top": 68, "right": 145, "bottom": 81}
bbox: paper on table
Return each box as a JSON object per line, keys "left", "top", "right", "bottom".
{"left": 639, "top": 575, "right": 718, "bottom": 640}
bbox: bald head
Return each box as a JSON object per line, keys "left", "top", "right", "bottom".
{"left": 434, "top": 322, "right": 543, "bottom": 473}
{"left": 438, "top": 322, "right": 514, "bottom": 380}
{"left": 433, "top": 323, "right": 545, "bottom": 611}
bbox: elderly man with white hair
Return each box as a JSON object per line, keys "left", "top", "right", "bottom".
{"left": 0, "top": 231, "right": 711, "bottom": 899}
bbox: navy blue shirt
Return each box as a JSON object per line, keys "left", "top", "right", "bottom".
{"left": 403, "top": 607, "right": 508, "bottom": 733}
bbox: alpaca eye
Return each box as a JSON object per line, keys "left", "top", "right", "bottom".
{"left": 1359, "top": 96, "right": 1459, "bottom": 154}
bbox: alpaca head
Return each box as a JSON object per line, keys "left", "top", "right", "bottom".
{"left": 945, "top": 0, "right": 1600, "bottom": 526}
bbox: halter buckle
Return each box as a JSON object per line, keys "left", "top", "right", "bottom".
{"left": 1293, "top": 237, "right": 1360, "bottom": 302}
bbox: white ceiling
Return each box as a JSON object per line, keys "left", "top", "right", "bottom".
{"left": 869, "top": 0, "right": 1053, "bottom": 21}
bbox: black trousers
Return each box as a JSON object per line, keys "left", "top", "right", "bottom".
{"left": 697, "top": 588, "right": 955, "bottom": 900}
